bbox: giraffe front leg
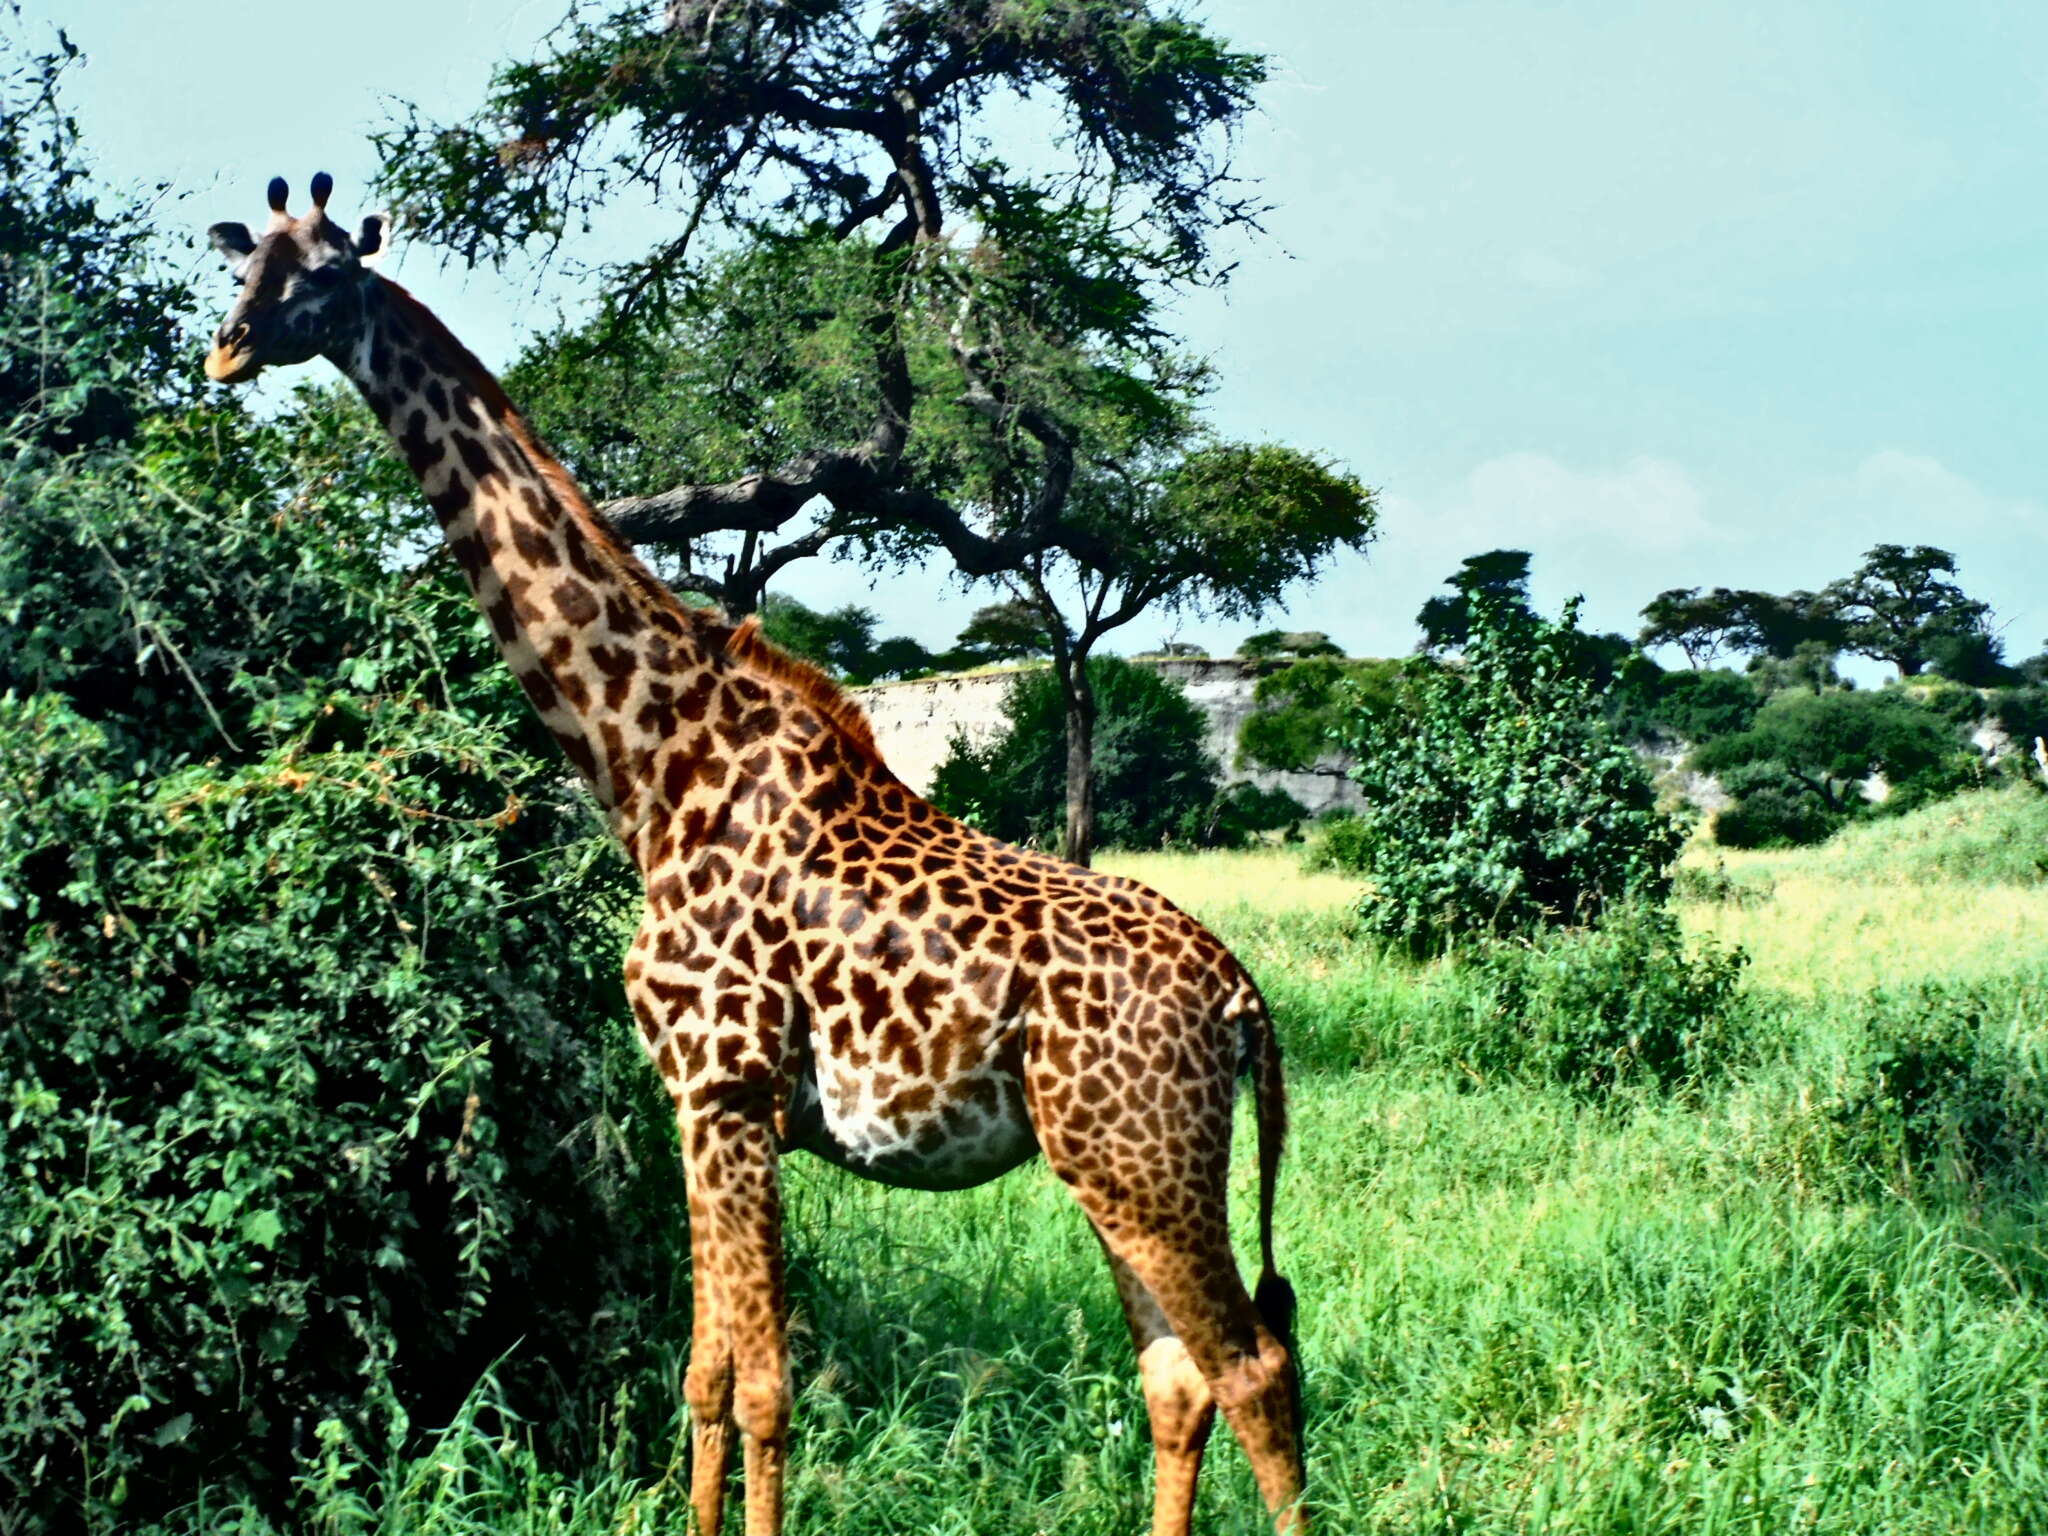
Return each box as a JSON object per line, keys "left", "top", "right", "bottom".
{"left": 682, "top": 1098, "right": 791, "bottom": 1536}
{"left": 683, "top": 1183, "right": 735, "bottom": 1536}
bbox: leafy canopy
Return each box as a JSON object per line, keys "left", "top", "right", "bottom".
{"left": 1823, "top": 544, "right": 1994, "bottom": 679}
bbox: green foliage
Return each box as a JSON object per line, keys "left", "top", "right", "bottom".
{"left": 0, "top": 28, "right": 192, "bottom": 452}
{"left": 1709, "top": 768, "right": 1845, "bottom": 849}
{"left": 506, "top": 233, "right": 894, "bottom": 508}
{"left": 378, "top": 0, "right": 1268, "bottom": 297}
{"left": 1333, "top": 598, "right": 1683, "bottom": 949}
{"left": 1185, "top": 780, "right": 1310, "bottom": 848}
{"left": 0, "top": 385, "right": 673, "bottom": 1524}
{"left": 1076, "top": 441, "right": 1378, "bottom": 628}
{"left": 1470, "top": 906, "right": 1753, "bottom": 1095}
{"left": 1696, "top": 688, "right": 1967, "bottom": 846}
{"left": 1822, "top": 980, "right": 2048, "bottom": 1191}
{"left": 929, "top": 658, "right": 1219, "bottom": 850}
{"left": 1987, "top": 684, "right": 2048, "bottom": 749}
{"left": 1236, "top": 655, "right": 1404, "bottom": 776}
{"left": 1605, "top": 658, "right": 1764, "bottom": 746}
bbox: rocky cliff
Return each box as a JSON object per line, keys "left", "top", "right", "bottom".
{"left": 849, "top": 658, "right": 1365, "bottom": 814}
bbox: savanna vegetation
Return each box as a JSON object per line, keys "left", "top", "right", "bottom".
{"left": 6, "top": 6, "right": 2048, "bottom": 1536}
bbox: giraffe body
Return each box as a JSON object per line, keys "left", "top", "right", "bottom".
{"left": 204, "top": 177, "right": 1307, "bottom": 1536}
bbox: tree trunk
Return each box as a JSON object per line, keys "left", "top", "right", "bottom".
{"left": 1058, "top": 653, "right": 1098, "bottom": 867}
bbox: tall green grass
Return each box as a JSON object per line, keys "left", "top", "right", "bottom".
{"left": 150, "top": 788, "right": 2048, "bottom": 1535}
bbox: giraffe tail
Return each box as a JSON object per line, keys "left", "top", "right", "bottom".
{"left": 1247, "top": 997, "right": 1299, "bottom": 1382}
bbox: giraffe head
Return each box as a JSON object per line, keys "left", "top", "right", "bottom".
{"left": 205, "top": 173, "right": 391, "bottom": 383}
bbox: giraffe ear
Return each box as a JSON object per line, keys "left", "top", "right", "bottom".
{"left": 209, "top": 221, "right": 257, "bottom": 260}
{"left": 355, "top": 211, "right": 394, "bottom": 265}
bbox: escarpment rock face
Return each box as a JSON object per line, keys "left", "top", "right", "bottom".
{"left": 849, "top": 658, "right": 1367, "bottom": 816}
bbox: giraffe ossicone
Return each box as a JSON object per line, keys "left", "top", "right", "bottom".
{"left": 205, "top": 173, "right": 1310, "bottom": 1536}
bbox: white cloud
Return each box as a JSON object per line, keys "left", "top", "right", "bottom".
{"left": 1789, "top": 450, "right": 2048, "bottom": 542}
{"left": 1389, "top": 452, "right": 1720, "bottom": 555}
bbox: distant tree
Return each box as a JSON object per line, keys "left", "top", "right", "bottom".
{"left": 1694, "top": 689, "right": 1962, "bottom": 843}
{"left": 1638, "top": 587, "right": 1745, "bottom": 668}
{"left": 1005, "top": 440, "right": 1375, "bottom": 864}
{"left": 1237, "top": 656, "right": 1404, "bottom": 778}
{"left": 1335, "top": 596, "right": 1682, "bottom": 950}
{"left": 1416, "top": 549, "right": 1533, "bottom": 653}
{"left": 754, "top": 594, "right": 931, "bottom": 683}
{"left": 1822, "top": 544, "right": 1993, "bottom": 678}
{"left": 929, "top": 657, "right": 1220, "bottom": 851}
{"left": 868, "top": 634, "right": 939, "bottom": 681}
{"left": 949, "top": 600, "right": 1050, "bottom": 666}
{"left": 757, "top": 594, "right": 878, "bottom": 676}
{"left": 1240, "top": 629, "right": 1344, "bottom": 661}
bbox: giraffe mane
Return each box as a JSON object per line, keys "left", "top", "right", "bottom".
{"left": 725, "top": 616, "right": 885, "bottom": 766}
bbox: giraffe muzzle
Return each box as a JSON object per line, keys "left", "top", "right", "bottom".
{"left": 205, "top": 323, "right": 263, "bottom": 383}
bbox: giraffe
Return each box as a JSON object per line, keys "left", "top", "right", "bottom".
{"left": 204, "top": 175, "right": 1308, "bottom": 1536}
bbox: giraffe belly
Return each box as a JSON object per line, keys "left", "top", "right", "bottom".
{"left": 780, "top": 1057, "right": 1040, "bottom": 1192}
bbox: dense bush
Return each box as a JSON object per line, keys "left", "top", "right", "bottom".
{"left": 1468, "top": 906, "right": 1753, "bottom": 1095}
{"left": 929, "top": 657, "right": 1227, "bottom": 850}
{"left": 1820, "top": 980, "right": 2048, "bottom": 1191}
{"left": 1607, "top": 663, "right": 1761, "bottom": 746}
{"left": 1695, "top": 689, "right": 1967, "bottom": 847}
{"left": 0, "top": 398, "right": 678, "bottom": 1526}
{"left": 1331, "top": 598, "right": 1683, "bottom": 950}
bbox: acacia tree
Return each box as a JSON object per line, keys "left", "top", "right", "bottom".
{"left": 1823, "top": 544, "right": 1994, "bottom": 678}
{"left": 1416, "top": 548, "right": 1533, "bottom": 652}
{"left": 382, "top": 0, "right": 1374, "bottom": 861}
{"left": 377, "top": 0, "right": 1271, "bottom": 610}
{"left": 1006, "top": 439, "right": 1372, "bottom": 862}
{"left": 1638, "top": 586, "right": 1840, "bottom": 670}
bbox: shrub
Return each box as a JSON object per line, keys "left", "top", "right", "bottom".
{"left": 1302, "top": 810, "right": 1372, "bottom": 873}
{"left": 1179, "top": 780, "right": 1309, "bottom": 848}
{"left": 1710, "top": 769, "right": 1845, "bottom": 849}
{"left": 1466, "top": 906, "right": 1752, "bottom": 1095}
{"left": 1823, "top": 980, "right": 2048, "bottom": 1191}
{"left": 1695, "top": 688, "right": 1966, "bottom": 847}
{"left": 0, "top": 404, "right": 680, "bottom": 1528}
{"left": 1670, "top": 861, "right": 1773, "bottom": 908}
{"left": 1332, "top": 597, "right": 1683, "bottom": 950}
{"left": 929, "top": 657, "right": 1221, "bottom": 850}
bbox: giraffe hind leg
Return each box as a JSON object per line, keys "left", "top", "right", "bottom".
{"left": 1100, "top": 1236, "right": 1219, "bottom": 1536}
{"left": 1088, "top": 1206, "right": 1308, "bottom": 1533}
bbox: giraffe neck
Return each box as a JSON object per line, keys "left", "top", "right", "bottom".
{"left": 335, "top": 275, "right": 712, "bottom": 839}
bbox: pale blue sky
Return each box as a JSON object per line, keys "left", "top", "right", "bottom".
{"left": 49, "top": 0, "right": 2048, "bottom": 664}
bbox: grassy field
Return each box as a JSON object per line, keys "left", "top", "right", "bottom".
{"left": 187, "top": 789, "right": 2048, "bottom": 1535}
